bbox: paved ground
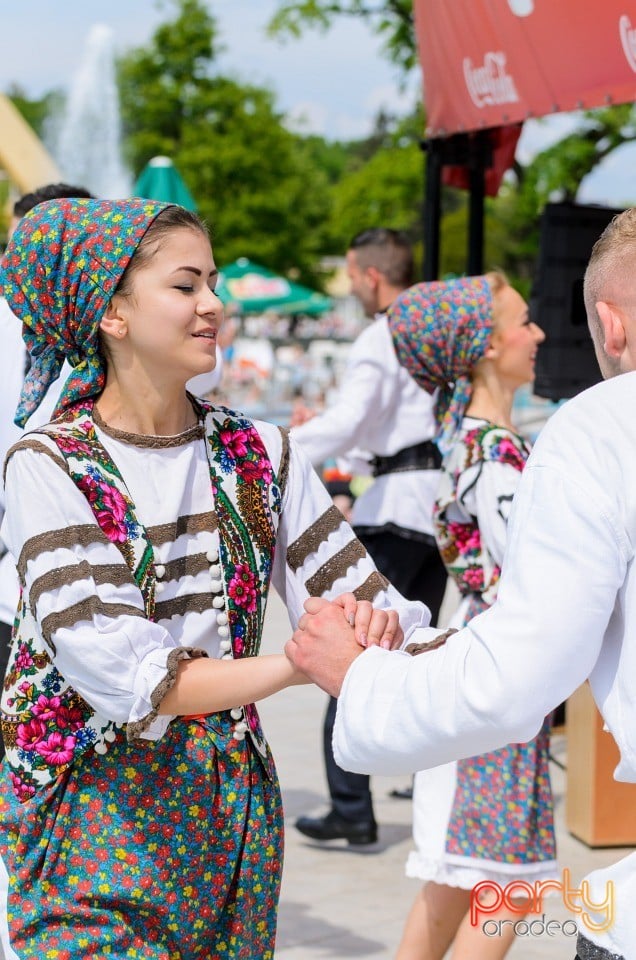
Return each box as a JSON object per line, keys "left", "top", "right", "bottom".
{"left": 260, "top": 589, "right": 634, "bottom": 960}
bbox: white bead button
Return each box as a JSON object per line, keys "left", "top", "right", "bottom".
{"left": 222, "top": 653, "right": 233, "bottom": 660}
{"left": 94, "top": 742, "right": 108, "bottom": 755}
{"left": 210, "top": 579, "right": 223, "bottom": 593}
{"left": 206, "top": 548, "right": 219, "bottom": 563}
{"left": 156, "top": 581, "right": 166, "bottom": 594}
{"left": 230, "top": 708, "right": 243, "bottom": 720}
{"left": 155, "top": 564, "right": 166, "bottom": 579}
{"left": 232, "top": 730, "right": 245, "bottom": 741}
{"left": 219, "top": 639, "right": 232, "bottom": 652}
{"left": 234, "top": 720, "right": 248, "bottom": 734}
{"left": 209, "top": 564, "right": 221, "bottom": 578}
{"left": 217, "top": 612, "right": 228, "bottom": 626}
{"left": 212, "top": 596, "right": 225, "bottom": 609}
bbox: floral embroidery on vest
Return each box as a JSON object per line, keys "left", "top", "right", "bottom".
{"left": 434, "top": 423, "right": 529, "bottom": 607}
{"left": 1, "top": 399, "right": 281, "bottom": 799}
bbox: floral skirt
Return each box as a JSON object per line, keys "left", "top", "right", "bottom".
{"left": 0, "top": 712, "right": 283, "bottom": 960}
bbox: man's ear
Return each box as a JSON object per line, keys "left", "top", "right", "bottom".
{"left": 596, "top": 301, "right": 626, "bottom": 358}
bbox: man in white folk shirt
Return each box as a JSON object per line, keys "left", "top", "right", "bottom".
{"left": 290, "top": 227, "right": 448, "bottom": 846}
{"left": 286, "top": 206, "right": 636, "bottom": 959}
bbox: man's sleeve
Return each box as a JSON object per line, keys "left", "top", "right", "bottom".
{"left": 333, "top": 457, "right": 628, "bottom": 775}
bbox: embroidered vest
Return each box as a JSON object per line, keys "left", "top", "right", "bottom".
{"left": 1, "top": 399, "right": 285, "bottom": 801}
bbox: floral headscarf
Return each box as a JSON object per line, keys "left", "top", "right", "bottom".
{"left": 388, "top": 276, "right": 494, "bottom": 456}
{"left": 0, "top": 197, "right": 171, "bottom": 426}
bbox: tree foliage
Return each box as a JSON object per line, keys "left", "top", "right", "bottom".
{"left": 117, "top": 0, "right": 333, "bottom": 283}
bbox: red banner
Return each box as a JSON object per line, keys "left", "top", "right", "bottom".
{"left": 415, "top": 1, "right": 636, "bottom": 138}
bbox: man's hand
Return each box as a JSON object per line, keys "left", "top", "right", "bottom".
{"left": 286, "top": 600, "right": 363, "bottom": 695}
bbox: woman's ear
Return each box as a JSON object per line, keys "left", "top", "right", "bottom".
{"left": 596, "top": 300, "right": 626, "bottom": 358}
{"left": 99, "top": 296, "right": 127, "bottom": 340}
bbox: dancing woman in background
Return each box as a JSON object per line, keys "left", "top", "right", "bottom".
{"left": 389, "top": 274, "right": 555, "bottom": 960}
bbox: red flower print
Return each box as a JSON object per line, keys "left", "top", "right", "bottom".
{"left": 228, "top": 564, "right": 258, "bottom": 613}
{"left": 16, "top": 718, "right": 48, "bottom": 750}
{"left": 220, "top": 428, "right": 249, "bottom": 460}
{"left": 463, "top": 566, "right": 485, "bottom": 590}
{"left": 237, "top": 458, "right": 273, "bottom": 484}
{"left": 34, "top": 731, "right": 76, "bottom": 765}
{"left": 95, "top": 509, "right": 128, "bottom": 543}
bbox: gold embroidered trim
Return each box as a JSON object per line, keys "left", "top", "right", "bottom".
{"left": 40, "top": 598, "right": 145, "bottom": 644}
{"left": 17, "top": 524, "right": 111, "bottom": 582}
{"left": 146, "top": 512, "right": 217, "bottom": 547}
{"left": 405, "top": 628, "right": 457, "bottom": 656}
{"left": 93, "top": 405, "right": 205, "bottom": 448}
{"left": 277, "top": 426, "right": 291, "bottom": 500}
{"left": 29, "top": 562, "right": 134, "bottom": 612}
{"left": 155, "top": 592, "right": 214, "bottom": 622}
{"left": 353, "top": 570, "right": 390, "bottom": 602}
{"left": 162, "top": 553, "right": 210, "bottom": 583}
{"left": 126, "top": 646, "right": 208, "bottom": 740}
{"left": 305, "top": 538, "right": 367, "bottom": 596}
{"left": 287, "top": 504, "right": 344, "bottom": 573}
{"left": 4, "top": 439, "right": 69, "bottom": 483}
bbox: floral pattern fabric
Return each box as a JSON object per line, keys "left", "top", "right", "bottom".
{"left": 0, "top": 198, "right": 169, "bottom": 426}
{"left": 387, "top": 277, "right": 494, "bottom": 455}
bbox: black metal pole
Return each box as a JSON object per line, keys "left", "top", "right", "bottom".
{"left": 422, "top": 139, "right": 442, "bottom": 281}
{"left": 467, "top": 133, "right": 486, "bottom": 275}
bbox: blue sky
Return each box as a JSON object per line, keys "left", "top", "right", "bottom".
{"left": 1, "top": 0, "right": 635, "bottom": 205}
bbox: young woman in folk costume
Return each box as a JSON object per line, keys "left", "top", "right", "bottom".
{"left": 388, "top": 274, "right": 555, "bottom": 960}
{"left": 0, "top": 198, "right": 426, "bottom": 960}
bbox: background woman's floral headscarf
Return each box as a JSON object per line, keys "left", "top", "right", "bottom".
{"left": 388, "top": 276, "right": 495, "bottom": 456}
{"left": 0, "top": 197, "right": 171, "bottom": 426}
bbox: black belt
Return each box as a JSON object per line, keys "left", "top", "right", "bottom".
{"left": 371, "top": 440, "right": 442, "bottom": 477}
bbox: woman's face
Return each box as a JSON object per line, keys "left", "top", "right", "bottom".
{"left": 489, "top": 284, "right": 545, "bottom": 389}
{"left": 107, "top": 227, "right": 223, "bottom": 385}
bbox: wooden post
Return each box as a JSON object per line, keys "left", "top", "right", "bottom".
{"left": 566, "top": 683, "right": 636, "bottom": 847}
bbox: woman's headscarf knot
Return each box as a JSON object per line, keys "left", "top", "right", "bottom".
{"left": 0, "top": 197, "right": 171, "bottom": 426}
{"left": 388, "top": 276, "right": 495, "bottom": 456}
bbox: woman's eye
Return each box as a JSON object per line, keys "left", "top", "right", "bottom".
{"left": 175, "top": 285, "right": 194, "bottom": 293}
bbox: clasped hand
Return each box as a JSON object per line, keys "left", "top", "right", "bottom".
{"left": 285, "top": 593, "right": 402, "bottom": 696}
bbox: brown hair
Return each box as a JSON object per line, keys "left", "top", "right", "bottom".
{"left": 115, "top": 206, "right": 209, "bottom": 299}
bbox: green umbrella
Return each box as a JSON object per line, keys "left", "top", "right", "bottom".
{"left": 133, "top": 156, "right": 197, "bottom": 211}
{"left": 216, "top": 258, "right": 332, "bottom": 315}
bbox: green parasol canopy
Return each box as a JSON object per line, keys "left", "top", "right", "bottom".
{"left": 133, "top": 156, "right": 197, "bottom": 211}
{"left": 216, "top": 258, "right": 332, "bottom": 316}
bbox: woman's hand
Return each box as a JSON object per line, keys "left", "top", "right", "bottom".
{"left": 300, "top": 593, "right": 403, "bottom": 650}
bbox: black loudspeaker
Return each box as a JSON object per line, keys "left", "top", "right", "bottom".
{"left": 531, "top": 202, "right": 624, "bottom": 401}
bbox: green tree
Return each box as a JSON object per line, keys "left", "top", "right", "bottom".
{"left": 117, "top": 0, "right": 333, "bottom": 283}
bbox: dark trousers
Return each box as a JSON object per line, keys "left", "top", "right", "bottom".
{"left": 0, "top": 620, "right": 11, "bottom": 761}
{"left": 323, "top": 527, "right": 448, "bottom": 823}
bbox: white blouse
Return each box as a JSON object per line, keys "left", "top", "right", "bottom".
{"left": 2, "top": 413, "right": 428, "bottom": 741}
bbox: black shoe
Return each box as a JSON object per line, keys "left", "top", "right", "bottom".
{"left": 295, "top": 810, "right": 378, "bottom": 845}
{"left": 389, "top": 784, "right": 413, "bottom": 800}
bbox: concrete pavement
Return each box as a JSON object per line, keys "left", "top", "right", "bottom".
{"left": 260, "top": 589, "right": 634, "bottom": 960}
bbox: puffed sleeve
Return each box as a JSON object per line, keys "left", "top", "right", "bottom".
{"left": 2, "top": 441, "right": 205, "bottom": 740}
{"left": 269, "top": 431, "right": 431, "bottom": 635}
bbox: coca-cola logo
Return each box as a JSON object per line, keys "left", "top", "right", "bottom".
{"left": 463, "top": 52, "right": 520, "bottom": 108}
{"left": 619, "top": 14, "right": 636, "bottom": 72}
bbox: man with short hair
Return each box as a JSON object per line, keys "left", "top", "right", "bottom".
{"left": 290, "top": 227, "right": 447, "bottom": 845}
{"left": 287, "top": 206, "right": 636, "bottom": 959}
